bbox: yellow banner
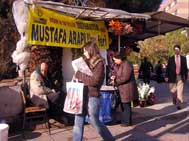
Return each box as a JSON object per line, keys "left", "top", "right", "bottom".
{"left": 27, "top": 7, "right": 109, "bottom": 49}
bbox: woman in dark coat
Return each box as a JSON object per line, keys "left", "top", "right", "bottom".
{"left": 111, "top": 52, "right": 138, "bottom": 126}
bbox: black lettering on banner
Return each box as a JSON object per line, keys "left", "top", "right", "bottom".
{"left": 80, "top": 32, "right": 84, "bottom": 44}
{"left": 77, "top": 32, "right": 81, "bottom": 45}
{"left": 76, "top": 22, "right": 99, "bottom": 30}
{"left": 59, "top": 29, "right": 63, "bottom": 43}
{"left": 76, "top": 32, "right": 87, "bottom": 45}
{"left": 59, "top": 29, "right": 66, "bottom": 44}
{"left": 39, "top": 25, "right": 44, "bottom": 42}
{"left": 54, "top": 28, "right": 59, "bottom": 43}
{"left": 98, "top": 35, "right": 107, "bottom": 47}
{"left": 32, "top": 24, "right": 38, "bottom": 41}
{"left": 49, "top": 27, "right": 55, "bottom": 42}
{"left": 69, "top": 30, "right": 91, "bottom": 45}
{"left": 31, "top": 23, "right": 104, "bottom": 46}
{"left": 31, "top": 24, "right": 67, "bottom": 43}
{"left": 68, "top": 30, "right": 73, "bottom": 44}
{"left": 62, "top": 29, "right": 66, "bottom": 44}
{"left": 45, "top": 26, "right": 49, "bottom": 41}
{"left": 73, "top": 30, "right": 76, "bottom": 45}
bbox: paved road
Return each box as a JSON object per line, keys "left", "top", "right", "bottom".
{"left": 9, "top": 81, "right": 189, "bottom": 141}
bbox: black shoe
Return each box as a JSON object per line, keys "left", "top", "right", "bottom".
{"left": 120, "top": 123, "right": 132, "bottom": 127}
{"left": 172, "top": 99, "right": 177, "bottom": 105}
{"left": 177, "top": 106, "right": 181, "bottom": 110}
{"left": 116, "top": 120, "right": 121, "bottom": 124}
{"left": 59, "top": 116, "right": 69, "bottom": 125}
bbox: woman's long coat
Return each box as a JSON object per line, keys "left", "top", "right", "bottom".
{"left": 115, "top": 61, "right": 139, "bottom": 103}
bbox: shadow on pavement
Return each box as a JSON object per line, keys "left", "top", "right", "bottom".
{"left": 9, "top": 131, "right": 42, "bottom": 141}
{"left": 114, "top": 109, "right": 188, "bottom": 141}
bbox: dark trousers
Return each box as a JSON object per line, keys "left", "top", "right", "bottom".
{"left": 143, "top": 77, "right": 150, "bottom": 84}
{"left": 121, "top": 102, "right": 132, "bottom": 125}
{"left": 47, "top": 92, "right": 63, "bottom": 117}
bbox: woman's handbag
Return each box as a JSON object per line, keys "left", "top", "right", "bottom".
{"left": 111, "top": 87, "right": 122, "bottom": 110}
{"left": 63, "top": 82, "right": 84, "bottom": 114}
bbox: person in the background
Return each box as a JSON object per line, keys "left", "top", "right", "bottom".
{"left": 139, "top": 57, "right": 153, "bottom": 84}
{"left": 155, "top": 60, "right": 163, "bottom": 83}
{"left": 107, "top": 49, "right": 118, "bottom": 84}
{"left": 72, "top": 41, "right": 114, "bottom": 141}
{"left": 185, "top": 53, "right": 189, "bottom": 79}
{"left": 166, "top": 44, "right": 188, "bottom": 110}
{"left": 110, "top": 51, "right": 138, "bottom": 127}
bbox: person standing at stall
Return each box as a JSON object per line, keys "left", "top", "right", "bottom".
{"left": 72, "top": 41, "right": 115, "bottom": 141}
{"left": 110, "top": 50, "right": 138, "bottom": 127}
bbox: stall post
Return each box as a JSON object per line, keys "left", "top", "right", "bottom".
{"left": 118, "top": 35, "right": 121, "bottom": 52}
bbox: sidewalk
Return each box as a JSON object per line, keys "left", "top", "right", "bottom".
{"left": 9, "top": 81, "right": 189, "bottom": 141}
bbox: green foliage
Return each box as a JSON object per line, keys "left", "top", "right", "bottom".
{"left": 0, "top": 0, "right": 19, "bottom": 80}
{"left": 165, "top": 29, "right": 189, "bottom": 56}
{"left": 0, "top": 16, "right": 19, "bottom": 80}
{"left": 131, "top": 29, "right": 189, "bottom": 66}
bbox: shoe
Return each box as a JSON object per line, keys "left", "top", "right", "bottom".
{"left": 120, "top": 123, "right": 132, "bottom": 127}
{"left": 177, "top": 106, "right": 181, "bottom": 110}
{"left": 172, "top": 98, "right": 177, "bottom": 105}
{"left": 116, "top": 120, "right": 121, "bottom": 124}
{"left": 59, "top": 116, "right": 69, "bottom": 125}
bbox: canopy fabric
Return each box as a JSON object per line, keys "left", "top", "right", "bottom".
{"left": 24, "top": 0, "right": 189, "bottom": 41}
{"left": 126, "top": 11, "right": 189, "bottom": 41}
{"left": 24, "top": 0, "right": 150, "bottom": 21}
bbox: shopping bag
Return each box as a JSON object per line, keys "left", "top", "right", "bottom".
{"left": 63, "top": 82, "right": 84, "bottom": 114}
{"left": 111, "top": 89, "right": 121, "bottom": 110}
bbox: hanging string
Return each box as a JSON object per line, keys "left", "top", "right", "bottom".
{"left": 75, "top": 0, "right": 82, "bottom": 6}
{"left": 75, "top": 0, "right": 89, "bottom": 6}
{"left": 158, "top": 20, "right": 161, "bottom": 35}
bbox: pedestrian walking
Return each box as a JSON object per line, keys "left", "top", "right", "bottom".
{"left": 166, "top": 44, "right": 188, "bottom": 110}
{"left": 72, "top": 41, "right": 115, "bottom": 141}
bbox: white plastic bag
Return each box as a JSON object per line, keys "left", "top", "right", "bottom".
{"left": 12, "top": 0, "right": 30, "bottom": 71}
{"left": 12, "top": 0, "right": 28, "bottom": 36}
{"left": 63, "top": 82, "right": 84, "bottom": 114}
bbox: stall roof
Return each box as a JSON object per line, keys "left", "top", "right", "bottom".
{"left": 126, "top": 11, "right": 189, "bottom": 41}
{"left": 25, "top": 1, "right": 189, "bottom": 41}
{"left": 25, "top": 0, "right": 150, "bottom": 20}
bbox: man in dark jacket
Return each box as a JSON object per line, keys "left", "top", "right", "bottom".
{"left": 166, "top": 44, "right": 188, "bottom": 110}
{"left": 139, "top": 57, "right": 153, "bottom": 84}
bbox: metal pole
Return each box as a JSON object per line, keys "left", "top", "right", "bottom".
{"left": 188, "top": 0, "right": 189, "bottom": 19}
{"left": 118, "top": 35, "right": 120, "bottom": 52}
{"left": 22, "top": 70, "right": 26, "bottom": 84}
